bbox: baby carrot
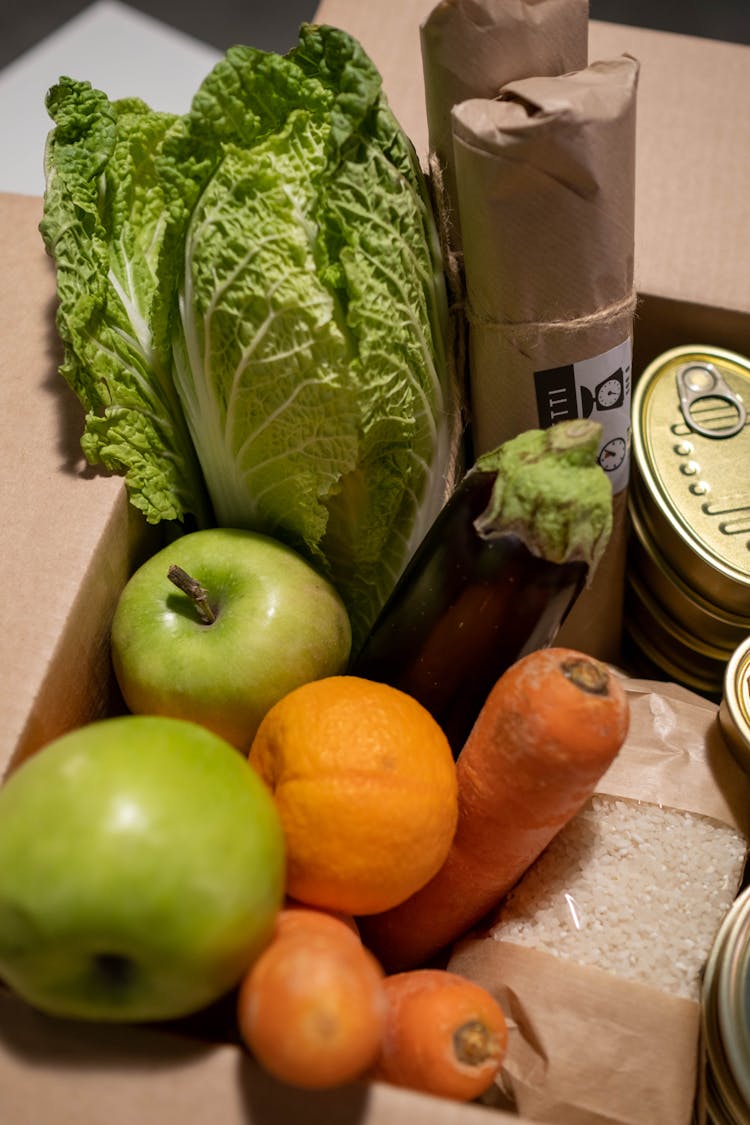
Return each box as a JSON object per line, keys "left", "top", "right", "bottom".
{"left": 374, "top": 969, "right": 508, "bottom": 1102}
{"left": 359, "top": 647, "right": 629, "bottom": 971}
{"left": 237, "top": 906, "right": 385, "bottom": 1090}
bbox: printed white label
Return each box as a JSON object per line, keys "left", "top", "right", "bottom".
{"left": 533, "top": 338, "right": 632, "bottom": 493}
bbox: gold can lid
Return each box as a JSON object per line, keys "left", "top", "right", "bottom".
{"left": 632, "top": 345, "right": 750, "bottom": 616}
{"left": 628, "top": 489, "right": 750, "bottom": 652}
{"left": 719, "top": 636, "right": 750, "bottom": 774}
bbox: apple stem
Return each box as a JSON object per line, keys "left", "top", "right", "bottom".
{"left": 167, "top": 565, "right": 217, "bottom": 625}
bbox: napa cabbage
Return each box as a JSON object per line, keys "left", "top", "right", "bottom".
{"left": 40, "top": 24, "right": 457, "bottom": 647}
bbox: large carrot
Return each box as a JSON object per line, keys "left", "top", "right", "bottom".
{"left": 359, "top": 647, "right": 629, "bottom": 972}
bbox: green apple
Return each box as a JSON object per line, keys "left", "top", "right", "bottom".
{"left": 111, "top": 528, "right": 351, "bottom": 751}
{"left": 0, "top": 715, "right": 285, "bottom": 1022}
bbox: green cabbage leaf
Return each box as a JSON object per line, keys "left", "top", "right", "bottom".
{"left": 40, "top": 80, "right": 212, "bottom": 524}
{"left": 40, "top": 24, "right": 457, "bottom": 646}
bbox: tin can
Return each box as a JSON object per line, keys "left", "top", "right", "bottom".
{"left": 624, "top": 565, "right": 733, "bottom": 699}
{"left": 629, "top": 496, "right": 750, "bottom": 652}
{"left": 719, "top": 637, "right": 750, "bottom": 775}
{"left": 627, "top": 345, "right": 750, "bottom": 694}
{"left": 700, "top": 885, "right": 750, "bottom": 1124}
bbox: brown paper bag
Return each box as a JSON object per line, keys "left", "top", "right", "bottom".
{"left": 448, "top": 677, "right": 750, "bottom": 1125}
{"left": 451, "top": 56, "right": 639, "bottom": 660}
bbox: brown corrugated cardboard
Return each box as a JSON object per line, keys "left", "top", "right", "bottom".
{"left": 0, "top": 192, "right": 159, "bottom": 780}
{"left": 0, "top": 984, "right": 515, "bottom": 1125}
{"left": 588, "top": 19, "right": 750, "bottom": 371}
{"left": 1, "top": 4, "right": 749, "bottom": 1121}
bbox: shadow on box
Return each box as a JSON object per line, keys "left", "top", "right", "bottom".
{"left": 0, "top": 979, "right": 375, "bottom": 1122}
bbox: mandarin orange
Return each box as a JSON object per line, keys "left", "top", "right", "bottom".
{"left": 248, "top": 676, "right": 458, "bottom": 915}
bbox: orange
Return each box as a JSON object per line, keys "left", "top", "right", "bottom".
{"left": 248, "top": 676, "right": 458, "bottom": 916}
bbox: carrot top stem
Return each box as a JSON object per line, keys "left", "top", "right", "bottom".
{"left": 561, "top": 655, "right": 610, "bottom": 695}
{"left": 453, "top": 1019, "right": 499, "bottom": 1066}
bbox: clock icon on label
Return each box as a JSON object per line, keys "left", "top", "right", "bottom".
{"left": 598, "top": 436, "right": 627, "bottom": 473}
{"left": 580, "top": 369, "right": 625, "bottom": 416}
{"left": 596, "top": 376, "right": 624, "bottom": 409}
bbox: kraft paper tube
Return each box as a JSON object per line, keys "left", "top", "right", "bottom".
{"left": 452, "top": 57, "right": 640, "bottom": 659}
{"left": 420, "top": 0, "right": 589, "bottom": 250}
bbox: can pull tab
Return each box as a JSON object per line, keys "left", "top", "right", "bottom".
{"left": 676, "top": 362, "right": 747, "bottom": 439}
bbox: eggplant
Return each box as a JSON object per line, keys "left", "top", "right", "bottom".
{"left": 351, "top": 419, "right": 612, "bottom": 755}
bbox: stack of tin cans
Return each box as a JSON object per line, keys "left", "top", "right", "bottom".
{"left": 627, "top": 345, "right": 750, "bottom": 1122}
{"left": 626, "top": 345, "right": 750, "bottom": 701}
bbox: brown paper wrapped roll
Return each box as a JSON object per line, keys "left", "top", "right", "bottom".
{"left": 420, "top": 0, "right": 589, "bottom": 249}
{"left": 420, "top": 0, "right": 590, "bottom": 453}
{"left": 452, "top": 56, "right": 639, "bottom": 659}
{"left": 452, "top": 56, "right": 639, "bottom": 452}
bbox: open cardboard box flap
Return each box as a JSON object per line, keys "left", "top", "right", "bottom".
{"left": 0, "top": 192, "right": 159, "bottom": 777}
{"left": 0, "top": 984, "right": 515, "bottom": 1125}
{"left": 1, "top": 2, "right": 749, "bottom": 1121}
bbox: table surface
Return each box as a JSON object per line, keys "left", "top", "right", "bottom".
{"left": 2, "top": 0, "right": 749, "bottom": 198}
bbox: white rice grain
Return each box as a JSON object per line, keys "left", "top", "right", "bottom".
{"left": 490, "top": 795, "right": 747, "bottom": 1000}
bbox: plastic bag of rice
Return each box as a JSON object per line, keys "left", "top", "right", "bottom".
{"left": 448, "top": 676, "right": 750, "bottom": 1125}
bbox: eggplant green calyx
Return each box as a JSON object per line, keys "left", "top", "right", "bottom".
{"left": 472, "top": 419, "right": 613, "bottom": 580}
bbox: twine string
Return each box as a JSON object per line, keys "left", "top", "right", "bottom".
{"left": 466, "top": 289, "right": 639, "bottom": 335}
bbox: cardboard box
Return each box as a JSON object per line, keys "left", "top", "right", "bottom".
{"left": 0, "top": 192, "right": 162, "bottom": 777}
{"left": 1, "top": 4, "right": 749, "bottom": 1120}
{"left": 0, "top": 983, "right": 513, "bottom": 1125}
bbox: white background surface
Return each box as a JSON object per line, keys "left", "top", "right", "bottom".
{"left": 0, "top": 1, "right": 222, "bottom": 198}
